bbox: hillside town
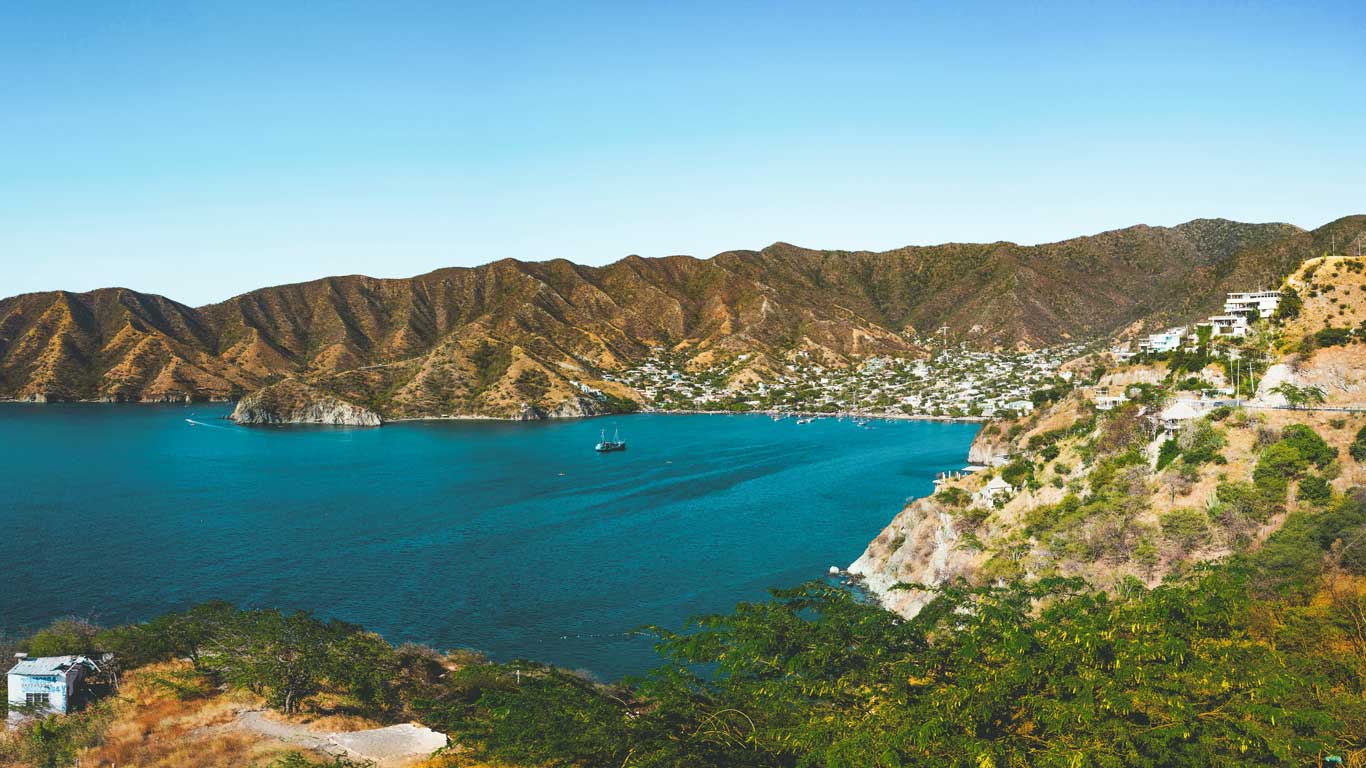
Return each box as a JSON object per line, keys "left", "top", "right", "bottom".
{"left": 608, "top": 288, "right": 1310, "bottom": 422}
{"left": 609, "top": 344, "right": 1087, "bottom": 418}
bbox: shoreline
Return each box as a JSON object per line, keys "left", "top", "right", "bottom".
{"left": 1, "top": 399, "right": 989, "bottom": 425}
{"left": 645, "top": 407, "right": 986, "bottom": 423}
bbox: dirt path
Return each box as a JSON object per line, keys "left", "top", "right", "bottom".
{"left": 233, "top": 709, "right": 448, "bottom": 767}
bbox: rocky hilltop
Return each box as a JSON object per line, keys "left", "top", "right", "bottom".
{"left": 229, "top": 380, "right": 382, "bottom": 426}
{"left": 852, "top": 250, "right": 1366, "bottom": 616}
{"left": 2, "top": 216, "right": 1360, "bottom": 422}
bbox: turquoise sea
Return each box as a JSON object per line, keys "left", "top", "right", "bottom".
{"left": 0, "top": 405, "right": 976, "bottom": 680}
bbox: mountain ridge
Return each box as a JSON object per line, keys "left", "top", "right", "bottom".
{"left": 3, "top": 216, "right": 1360, "bottom": 418}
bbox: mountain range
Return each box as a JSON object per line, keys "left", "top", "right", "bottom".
{"left": 3, "top": 215, "right": 1361, "bottom": 419}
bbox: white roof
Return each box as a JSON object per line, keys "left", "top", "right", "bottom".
{"left": 8, "top": 655, "right": 85, "bottom": 676}
{"left": 982, "top": 476, "right": 1012, "bottom": 491}
{"left": 1161, "top": 400, "right": 1201, "bottom": 421}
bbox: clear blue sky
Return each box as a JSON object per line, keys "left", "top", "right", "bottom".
{"left": 2, "top": 1, "right": 1363, "bottom": 306}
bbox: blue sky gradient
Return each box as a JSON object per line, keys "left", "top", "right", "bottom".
{"left": 3, "top": 1, "right": 1363, "bottom": 305}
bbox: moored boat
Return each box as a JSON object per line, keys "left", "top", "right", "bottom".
{"left": 595, "top": 428, "right": 626, "bottom": 452}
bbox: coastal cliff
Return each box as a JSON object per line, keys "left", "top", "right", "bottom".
{"left": 230, "top": 380, "right": 382, "bottom": 426}
{"left": 849, "top": 429, "right": 996, "bottom": 616}
{"left": 852, "top": 254, "right": 1366, "bottom": 619}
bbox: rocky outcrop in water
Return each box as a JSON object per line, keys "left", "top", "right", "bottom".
{"left": 515, "top": 395, "right": 609, "bottom": 421}
{"left": 230, "top": 380, "right": 382, "bottom": 426}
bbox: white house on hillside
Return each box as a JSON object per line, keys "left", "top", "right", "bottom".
{"left": 6, "top": 654, "right": 102, "bottom": 716}
{"left": 1139, "top": 327, "right": 1187, "bottom": 354}
{"left": 1223, "top": 291, "right": 1282, "bottom": 319}
{"left": 1186, "top": 314, "right": 1251, "bottom": 349}
{"left": 974, "top": 476, "right": 1014, "bottom": 508}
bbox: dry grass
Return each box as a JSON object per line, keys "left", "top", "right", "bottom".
{"left": 71, "top": 662, "right": 307, "bottom": 768}
{"left": 1285, "top": 255, "right": 1366, "bottom": 338}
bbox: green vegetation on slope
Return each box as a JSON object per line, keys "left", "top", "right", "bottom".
{"left": 6, "top": 487, "right": 1365, "bottom": 767}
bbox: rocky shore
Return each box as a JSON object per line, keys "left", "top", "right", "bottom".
{"left": 847, "top": 425, "right": 990, "bottom": 617}
{"left": 229, "top": 381, "right": 383, "bottom": 426}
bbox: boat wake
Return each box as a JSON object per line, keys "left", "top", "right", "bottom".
{"left": 184, "top": 418, "right": 231, "bottom": 430}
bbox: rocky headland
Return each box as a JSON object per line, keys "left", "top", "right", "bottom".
{"left": 229, "top": 380, "right": 383, "bottom": 426}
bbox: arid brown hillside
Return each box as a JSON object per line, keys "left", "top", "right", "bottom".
{"left": 2, "top": 217, "right": 1358, "bottom": 417}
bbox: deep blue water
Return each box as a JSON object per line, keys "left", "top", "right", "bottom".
{"left": 0, "top": 405, "right": 976, "bottom": 680}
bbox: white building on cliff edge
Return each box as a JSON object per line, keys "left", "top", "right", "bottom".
{"left": 6, "top": 654, "right": 103, "bottom": 717}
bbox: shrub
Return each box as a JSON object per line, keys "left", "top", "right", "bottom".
{"left": 1214, "top": 480, "right": 1280, "bottom": 526}
{"left": 1096, "top": 405, "right": 1146, "bottom": 454}
{"left": 1314, "top": 326, "right": 1353, "bottom": 347}
{"left": 0, "top": 703, "right": 117, "bottom": 768}
{"left": 1254, "top": 442, "right": 1308, "bottom": 487}
{"left": 1178, "top": 420, "right": 1225, "bottom": 466}
{"left": 1160, "top": 507, "right": 1210, "bottom": 552}
{"left": 1280, "top": 424, "right": 1335, "bottom": 468}
{"left": 1351, "top": 425, "right": 1366, "bottom": 462}
{"left": 934, "top": 486, "right": 971, "bottom": 508}
{"left": 1000, "top": 458, "right": 1033, "bottom": 487}
{"left": 1156, "top": 439, "right": 1180, "bottom": 470}
{"left": 1297, "top": 474, "right": 1331, "bottom": 505}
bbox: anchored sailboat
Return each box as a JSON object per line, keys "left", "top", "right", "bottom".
{"left": 595, "top": 428, "right": 626, "bottom": 452}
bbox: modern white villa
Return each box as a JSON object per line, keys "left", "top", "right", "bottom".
{"left": 1138, "top": 327, "right": 1187, "bottom": 353}
{"left": 1137, "top": 291, "right": 1282, "bottom": 354}
{"left": 1223, "top": 290, "right": 1283, "bottom": 318}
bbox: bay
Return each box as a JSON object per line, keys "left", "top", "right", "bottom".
{"left": 0, "top": 405, "right": 976, "bottom": 680}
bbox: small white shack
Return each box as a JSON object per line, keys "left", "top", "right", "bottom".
{"left": 974, "top": 476, "right": 1014, "bottom": 508}
{"left": 1159, "top": 400, "right": 1201, "bottom": 433}
{"left": 6, "top": 654, "right": 100, "bottom": 715}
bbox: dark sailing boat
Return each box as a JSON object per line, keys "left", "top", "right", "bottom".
{"left": 595, "top": 428, "right": 626, "bottom": 452}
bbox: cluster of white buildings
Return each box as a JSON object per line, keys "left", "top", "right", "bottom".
{"left": 1132, "top": 291, "right": 1282, "bottom": 355}
{"left": 616, "top": 345, "right": 1081, "bottom": 417}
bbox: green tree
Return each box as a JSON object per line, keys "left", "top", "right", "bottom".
{"left": 23, "top": 619, "right": 100, "bottom": 657}
{"left": 1280, "top": 424, "right": 1335, "bottom": 468}
{"left": 201, "top": 609, "right": 342, "bottom": 713}
{"left": 1273, "top": 287, "right": 1302, "bottom": 321}
{"left": 1254, "top": 442, "right": 1308, "bottom": 499}
{"left": 1271, "top": 383, "right": 1327, "bottom": 409}
{"left": 1314, "top": 326, "right": 1353, "bottom": 347}
{"left": 999, "top": 458, "right": 1032, "bottom": 487}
